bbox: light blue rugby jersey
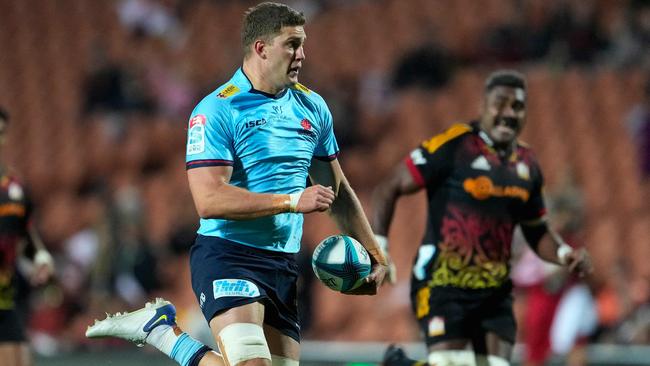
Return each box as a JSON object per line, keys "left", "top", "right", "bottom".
{"left": 185, "top": 68, "right": 339, "bottom": 253}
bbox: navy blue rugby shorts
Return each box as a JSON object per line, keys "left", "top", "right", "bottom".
{"left": 0, "top": 309, "right": 26, "bottom": 342}
{"left": 190, "top": 234, "right": 300, "bottom": 342}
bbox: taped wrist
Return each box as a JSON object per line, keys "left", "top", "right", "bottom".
{"left": 286, "top": 191, "right": 303, "bottom": 213}
{"left": 34, "top": 250, "right": 53, "bottom": 267}
{"left": 288, "top": 192, "right": 301, "bottom": 212}
{"left": 556, "top": 243, "right": 573, "bottom": 265}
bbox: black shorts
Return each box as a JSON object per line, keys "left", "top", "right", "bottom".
{"left": 410, "top": 283, "right": 516, "bottom": 347}
{"left": 0, "top": 309, "right": 26, "bottom": 342}
{"left": 190, "top": 235, "right": 300, "bottom": 342}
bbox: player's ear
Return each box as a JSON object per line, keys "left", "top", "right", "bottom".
{"left": 253, "top": 40, "right": 267, "bottom": 59}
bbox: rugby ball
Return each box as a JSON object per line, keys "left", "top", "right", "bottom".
{"left": 311, "top": 235, "right": 371, "bottom": 292}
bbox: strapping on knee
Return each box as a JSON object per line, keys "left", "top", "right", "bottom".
{"left": 218, "top": 323, "right": 271, "bottom": 366}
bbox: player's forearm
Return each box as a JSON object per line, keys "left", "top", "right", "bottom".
{"left": 370, "top": 180, "right": 401, "bottom": 236}
{"left": 194, "top": 183, "right": 291, "bottom": 220}
{"left": 534, "top": 229, "right": 570, "bottom": 266}
{"left": 330, "top": 178, "right": 388, "bottom": 265}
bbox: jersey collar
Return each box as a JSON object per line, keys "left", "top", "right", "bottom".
{"left": 234, "top": 68, "right": 289, "bottom": 99}
{"left": 473, "top": 121, "right": 519, "bottom": 162}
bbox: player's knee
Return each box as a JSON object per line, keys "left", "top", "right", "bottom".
{"left": 218, "top": 323, "right": 271, "bottom": 366}
{"left": 271, "top": 355, "right": 299, "bottom": 366}
{"left": 487, "top": 355, "right": 510, "bottom": 366}
{"left": 427, "top": 350, "right": 475, "bottom": 366}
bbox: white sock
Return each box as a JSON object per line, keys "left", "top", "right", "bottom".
{"left": 146, "top": 325, "right": 179, "bottom": 356}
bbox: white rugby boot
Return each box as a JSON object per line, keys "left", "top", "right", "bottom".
{"left": 86, "top": 298, "right": 177, "bottom": 347}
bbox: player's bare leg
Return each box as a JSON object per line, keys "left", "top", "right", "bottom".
{"left": 210, "top": 302, "right": 268, "bottom": 366}
{"left": 208, "top": 302, "right": 299, "bottom": 366}
{"left": 476, "top": 333, "right": 512, "bottom": 366}
{"left": 264, "top": 324, "right": 300, "bottom": 364}
{"left": 197, "top": 348, "right": 225, "bottom": 366}
{"left": 0, "top": 343, "right": 31, "bottom": 366}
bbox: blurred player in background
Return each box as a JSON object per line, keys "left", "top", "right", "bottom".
{"left": 372, "top": 70, "right": 592, "bottom": 366}
{"left": 86, "top": 2, "right": 388, "bottom": 366}
{"left": 0, "top": 107, "right": 55, "bottom": 366}
{"left": 512, "top": 176, "right": 598, "bottom": 366}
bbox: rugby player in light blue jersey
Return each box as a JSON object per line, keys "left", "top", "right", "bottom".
{"left": 86, "top": 3, "right": 389, "bottom": 366}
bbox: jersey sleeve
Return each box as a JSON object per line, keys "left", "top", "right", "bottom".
{"left": 185, "top": 101, "right": 235, "bottom": 170}
{"left": 404, "top": 124, "right": 469, "bottom": 188}
{"left": 313, "top": 99, "right": 339, "bottom": 161}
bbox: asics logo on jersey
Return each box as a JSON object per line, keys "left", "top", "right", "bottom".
{"left": 244, "top": 119, "right": 267, "bottom": 129}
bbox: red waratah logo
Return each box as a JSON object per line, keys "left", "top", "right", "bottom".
{"left": 301, "top": 119, "right": 312, "bottom": 130}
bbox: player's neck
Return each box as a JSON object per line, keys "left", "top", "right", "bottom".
{"left": 478, "top": 128, "right": 515, "bottom": 158}
{"left": 241, "top": 62, "right": 285, "bottom": 96}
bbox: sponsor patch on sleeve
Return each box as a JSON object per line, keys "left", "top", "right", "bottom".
{"left": 187, "top": 114, "right": 206, "bottom": 155}
{"left": 213, "top": 279, "right": 261, "bottom": 299}
{"left": 216, "top": 84, "right": 240, "bottom": 99}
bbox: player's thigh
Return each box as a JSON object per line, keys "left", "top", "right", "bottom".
{"left": 0, "top": 342, "right": 31, "bottom": 366}
{"left": 209, "top": 301, "right": 265, "bottom": 336}
{"left": 480, "top": 292, "right": 516, "bottom": 356}
{"left": 264, "top": 324, "right": 299, "bottom": 361}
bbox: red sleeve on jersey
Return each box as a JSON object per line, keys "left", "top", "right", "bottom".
{"left": 405, "top": 157, "right": 426, "bottom": 187}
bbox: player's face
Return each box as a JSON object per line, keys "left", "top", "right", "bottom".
{"left": 265, "top": 26, "right": 306, "bottom": 89}
{"left": 480, "top": 86, "right": 526, "bottom": 145}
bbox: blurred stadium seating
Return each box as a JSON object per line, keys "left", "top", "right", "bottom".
{"left": 0, "top": 0, "right": 648, "bottom": 364}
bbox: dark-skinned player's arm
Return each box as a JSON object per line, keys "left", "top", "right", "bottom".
{"left": 370, "top": 162, "right": 424, "bottom": 284}
{"left": 371, "top": 125, "right": 469, "bottom": 284}
{"left": 519, "top": 169, "right": 592, "bottom": 276}
{"left": 309, "top": 158, "right": 388, "bottom": 295}
{"left": 17, "top": 195, "right": 55, "bottom": 286}
{"left": 520, "top": 219, "right": 592, "bottom": 276}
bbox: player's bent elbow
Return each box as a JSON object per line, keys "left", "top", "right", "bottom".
{"left": 195, "top": 202, "right": 226, "bottom": 219}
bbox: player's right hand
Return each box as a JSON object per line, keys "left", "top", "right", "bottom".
{"left": 343, "top": 262, "right": 388, "bottom": 295}
{"left": 375, "top": 235, "right": 397, "bottom": 285}
{"left": 295, "top": 185, "right": 335, "bottom": 213}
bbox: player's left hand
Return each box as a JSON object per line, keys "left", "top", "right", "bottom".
{"left": 565, "top": 248, "right": 592, "bottom": 277}
{"left": 342, "top": 262, "right": 387, "bottom": 295}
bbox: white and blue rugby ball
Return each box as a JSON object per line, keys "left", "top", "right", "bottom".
{"left": 311, "top": 235, "right": 371, "bottom": 292}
